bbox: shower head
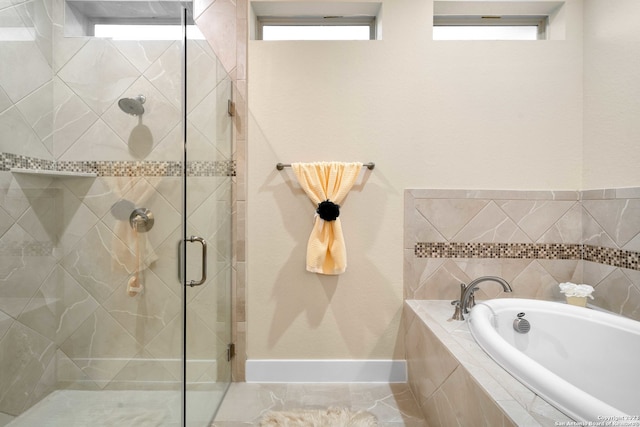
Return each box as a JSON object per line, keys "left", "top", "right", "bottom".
{"left": 118, "top": 95, "right": 146, "bottom": 116}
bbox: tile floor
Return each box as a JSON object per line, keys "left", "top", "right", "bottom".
{"left": 5, "top": 389, "right": 222, "bottom": 427}
{"left": 212, "top": 383, "right": 427, "bottom": 426}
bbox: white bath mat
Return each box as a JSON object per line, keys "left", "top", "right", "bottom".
{"left": 260, "top": 407, "right": 378, "bottom": 427}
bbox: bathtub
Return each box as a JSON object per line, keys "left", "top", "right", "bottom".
{"left": 468, "top": 298, "right": 640, "bottom": 423}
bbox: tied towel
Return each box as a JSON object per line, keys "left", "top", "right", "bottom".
{"left": 111, "top": 178, "right": 159, "bottom": 288}
{"left": 292, "top": 162, "right": 362, "bottom": 275}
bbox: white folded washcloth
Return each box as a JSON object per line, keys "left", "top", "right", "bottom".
{"left": 559, "top": 282, "right": 595, "bottom": 299}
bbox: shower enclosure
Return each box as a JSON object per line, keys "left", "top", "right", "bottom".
{"left": 0, "top": 0, "right": 233, "bottom": 425}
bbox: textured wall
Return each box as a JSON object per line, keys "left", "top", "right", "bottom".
{"left": 247, "top": 0, "right": 584, "bottom": 361}
{"left": 583, "top": 0, "right": 640, "bottom": 189}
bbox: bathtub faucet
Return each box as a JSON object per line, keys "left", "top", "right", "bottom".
{"left": 452, "top": 276, "right": 513, "bottom": 320}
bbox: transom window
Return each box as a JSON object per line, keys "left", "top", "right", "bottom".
{"left": 257, "top": 17, "right": 376, "bottom": 41}
{"left": 433, "top": 15, "right": 548, "bottom": 40}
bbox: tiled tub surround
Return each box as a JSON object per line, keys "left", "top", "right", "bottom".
{"left": 404, "top": 188, "right": 640, "bottom": 424}
{"left": 404, "top": 300, "right": 571, "bottom": 426}
{"left": 405, "top": 188, "right": 640, "bottom": 321}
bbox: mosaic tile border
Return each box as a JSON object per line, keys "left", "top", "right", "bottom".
{"left": 415, "top": 242, "right": 582, "bottom": 260}
{"left": 415, "top": 242, "right": 640, "bottom": 271}
{"left": 583, "top": 244, "right": 640, "bottom": 270}
{"left": 1, "top": 153, "right": 56, "bottom": 171}
{"left": 0, "top": 153, "right": 236, "bottom": 177}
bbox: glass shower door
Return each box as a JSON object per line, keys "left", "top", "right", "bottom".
{"left": 182, "top": 9, "right": 233, "bottom": 426}
{"left": 0, "top": 0, "right": 230, "bottom": 425}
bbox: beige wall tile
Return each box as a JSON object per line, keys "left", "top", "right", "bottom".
{"left": 405, "top": 307, "right": 458, "bottom": 403}
{"left": 415, "top": 198, "right": 488, "bottom": 240}
{"left": 195, "top": 0, "right": 237, "bottom": 77}
{"left": 405, "top": 189, "right": 640, "bottom": 319}
{"left": 593, "top": 269, "right": 640, "bottom": 319}
{"left": 452, "top": 202, "right": 532, "bottom": 243}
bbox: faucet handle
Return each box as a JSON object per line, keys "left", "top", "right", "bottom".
{"left": 465, "top": 290, "right": 476, "bottom": 313}
{"left": 451, "top": 300, "right": 463, "bottom": 320}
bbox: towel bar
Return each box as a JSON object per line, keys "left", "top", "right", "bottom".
{"left": 276, "top": 162, "right": 375, "bottom": 171}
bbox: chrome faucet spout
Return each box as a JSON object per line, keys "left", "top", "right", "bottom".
{"left": 457, "top": 276, "right": 512, "bottom": 320}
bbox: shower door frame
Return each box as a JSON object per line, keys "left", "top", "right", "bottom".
{"left": 180, "top": 6, "right": 233, "bottom": 426}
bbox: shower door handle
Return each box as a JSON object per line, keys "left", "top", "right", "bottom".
{"left": 185, "top": 236, "right": 207, "bottom": 287}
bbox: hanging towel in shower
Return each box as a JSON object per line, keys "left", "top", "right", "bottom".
{"left": 111, "top": 178, "right": 159, "bottom": 279}
{"left": 292, "top": 162, "right": 363, "bottom": 275}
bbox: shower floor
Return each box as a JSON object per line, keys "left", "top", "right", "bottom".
{"left": 6, "top": 389, "right": 224, "bottom": 427}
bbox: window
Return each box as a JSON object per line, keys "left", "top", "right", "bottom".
{"left": 433, "top": 15, "right": 547, "bottom": 40}
{"left": 432, "top": 1, "right": 565, "bottom": 41}
{"left": 64, "top": 0, "right": 196, "bottom": 38}
{"left": 257, "top": 16, "right": 376, "bottom": 41}
{"left": 251, "top": 2, "right": 382, "bottom": 41}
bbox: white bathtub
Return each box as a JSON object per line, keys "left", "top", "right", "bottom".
{"left": 468, "top": 298, "right": 640, "bottom": 422}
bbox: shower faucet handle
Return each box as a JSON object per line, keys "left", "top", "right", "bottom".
{"left": 129, "top": 208, "right": 154, "bottom": 232}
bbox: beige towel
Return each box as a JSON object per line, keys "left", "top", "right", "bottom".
{"left": 292, "top": 162, "right": 362, "bottom": 275}
{"left": 111, "top": 178, "right": 158, "bottom": 280}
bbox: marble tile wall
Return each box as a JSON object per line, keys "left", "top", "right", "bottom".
{"left": 0, "top": 0, "right": 241, "bottom": 417}
{"left": 404, "top": 304, "right": 517, "bottom": 427}
{"left": 404, "top": 188, "right": 640, "bottom": 321}
{"left": 0, "top": 0, "right": 57, "bottom": 416}
{"left": 581, "top": 188, "right": 640, "bottom": 319}
{"left": 191, "top": 0, "right": 249, "bottom": 382}
{"left": 0, "top": 174, "right": 58, "bottom": 416}
{"left": 0, "top": 0, "right": 53, "bottom": 160}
